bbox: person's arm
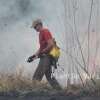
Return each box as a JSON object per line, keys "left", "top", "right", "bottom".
{"left": 41, "top": 39, "right": 54, "bottom": 54}
{"left": 34, "top": 49, "right": 40, "bottom": 57}
{"left": 27, "top": 49, "right": 40, "bottom": 63}
{"left": 40, "top": 29, "right": 54, "bottom": 54}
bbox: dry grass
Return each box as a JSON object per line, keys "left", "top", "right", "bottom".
{"left": 0, "top": 72, "right": 49, "bottom": 93}
{"left": 0, "top": 68, "right": 100, "bottom": 97}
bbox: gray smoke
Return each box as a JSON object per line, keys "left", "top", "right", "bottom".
{"left": 0, "top": 0, "right": 63, "bottom": 72}
{"left": 0, "top": 0, "right": 100, "bottom": 86}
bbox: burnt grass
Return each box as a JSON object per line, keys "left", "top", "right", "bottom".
{"left": 0, "top": 73, "right": 100, "bottom": 100}
{"left": 0, "top": 88, "right": 100, "bottom": 100}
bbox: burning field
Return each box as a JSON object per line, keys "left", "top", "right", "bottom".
{"left": 0, "top": 0, "right": 100, "bottom": 100}
{"left": 0, "top": 72, "right": 100, "bottom": 100}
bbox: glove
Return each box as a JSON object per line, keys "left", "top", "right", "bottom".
{"left": 27, "top": 55, "right": 36, "bottom": 63}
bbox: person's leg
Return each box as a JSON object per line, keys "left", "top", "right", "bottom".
{"left": 45, "top": 57, "right": 62, "bottom": 90}
{"left": 32, "top": 57, "right": 47, "bottom": 81}
{"left": 33, "top": 55, "right": 52, "bottom": 81}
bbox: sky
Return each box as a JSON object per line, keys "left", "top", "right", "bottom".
{"left": 0, "top": 0, "right": 100, "bottom": 87}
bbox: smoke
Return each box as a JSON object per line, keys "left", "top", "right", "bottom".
{"left": 0, "top": 0, "right": 63, "bottom": 72}
{"left": 16, "top": 0, "right": 32, "bottom": 16}
{"left": 0, "top": 0, "right": 100, "bottom": 86}
{"left": 0, "top": 0, "right": 40, "bottom": 32}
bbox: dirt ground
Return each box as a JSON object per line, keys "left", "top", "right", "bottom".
{"left": 0, "top": 95, "right": 100, "bottom": 100}
{"left": 0, "top": 90, "right": 100, "bottom": 100}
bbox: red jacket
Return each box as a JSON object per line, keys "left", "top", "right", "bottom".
{"left": 39, "top": 28, "right": 52, "bottom": 52}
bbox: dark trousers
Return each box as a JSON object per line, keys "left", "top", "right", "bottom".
{"left": 32, "top": 55, "right": 61, "bottom": 90}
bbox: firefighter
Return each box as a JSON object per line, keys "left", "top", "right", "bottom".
{"left": 27, "top": 19, "right": 61, "bottom": 90}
